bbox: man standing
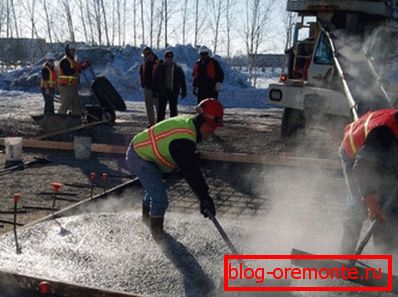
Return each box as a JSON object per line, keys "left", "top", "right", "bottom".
{"left": 340, "top": 109, "right": 398, "bottom": 254}
{"left": 192, "top": 46, "right": 224, "bottom": 104}
{"left": 126, "top": 98, "right": 223, "bottom": 241}
{"left": 140, "top": 47, "right": 162, "bottom": 127}
{"left": 40, "top": 53, "right": 57, "bottom": 114}
{"left": 154, "top": 49, "right": 187, "bottom": 122}
{"left": 57, "top": 43, "right": 89, "bottom": 116}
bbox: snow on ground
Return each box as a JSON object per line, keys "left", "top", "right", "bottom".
{"left": 0, "top": 44, "right": 279, "bottom": 109}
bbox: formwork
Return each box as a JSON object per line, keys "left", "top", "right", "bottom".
{"left": 0, "top": 159, "right": 395, "bottom": 297}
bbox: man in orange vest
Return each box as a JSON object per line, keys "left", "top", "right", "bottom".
{"left": 340, "top": 109, "right": 398, "bottom": 253}
{"left": 58, "top": 43, "right": 89, "bottom": 116}
{"left": 40, "top": 53, "right": 57, "bottom": 114}
{"left": 126, "top": 98, "right": 223, "bottom": 241}
{"left": 192, "top": 46, "right": 224, "bottom": 104}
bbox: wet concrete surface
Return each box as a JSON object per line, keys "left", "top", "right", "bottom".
{"left": 0, "top": 163, "right": 396, "bottom": 296}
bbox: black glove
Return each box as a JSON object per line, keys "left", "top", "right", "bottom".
{"left": 200, "top": 196, "right": 216, "bottom": 218}
{"left": 180, "top": 92, "right": 187, "bottom": 99}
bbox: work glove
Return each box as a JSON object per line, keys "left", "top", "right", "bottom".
{"left": 214, "top": 82, "right": 222, "bottom": 93}
{"left": 362, "top": 193, "right": 386, "bottom": 223}
{"left": 44, "top": 88, "right": 50, "bottom": 95}
{"left": 193, "top": 87, "right": 198, "bottom": 96}
{"left": 180, "top": 91, "right": 187, "bottom": 99}
{"left": 200, "top": 196, "right": 216, "bottom": 218}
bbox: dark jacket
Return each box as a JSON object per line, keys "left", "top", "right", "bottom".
{"left": 154, "top": 62, "right": 187, "bottom": 97}
{"left": 168, "top": 117, "right": 210, "bottom": 203}
{"left": 192, "top": 57, "right": 224, "bottom": 90}
{"left": 139, "top": 55, "right": 162, "bottom": 90}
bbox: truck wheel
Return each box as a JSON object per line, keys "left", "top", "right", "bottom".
{"left": 281, "top": 108, "right": 305, "bottom": 138}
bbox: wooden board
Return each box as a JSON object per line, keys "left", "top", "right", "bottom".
{"left": 0, "top": 138, "right": 341, "bottom": 170}
{"left": 0, "top": 269, "right": 141, "bottom": 297}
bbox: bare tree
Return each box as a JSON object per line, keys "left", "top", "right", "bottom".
{"left": 21, "top": 0, "right": 38, "bottom": 39}
{"left": 210, "top": 0, "right": 223, "bottom": 54}
{"left": 156, "top": 0, "right": 164, "bottom": 48}
{"left": 41, "top": 0, "right": 53, "bottom": 43}
{"left": 100, "top": 0, "right": 110, "bottom": 46}
{"left": 123, "top": 0, "right": 127, "bottom": 46}
{"left": 181, "top": 0, "right": 189, "bottom": 45}
{"left": 93, "top": 0, "right": 102, "bottom": 44}
{"left": 10, "top": 0, "right": 20, "bottom": 38}
{"left": 140, "top": 0, "right": 145, "bottom": 45}
{"left": 149, "top": 0, "right": 155, "bottom": 47}
{"left": 76, "top": 0, "right": 89, "bottom": 43}
{"left": 225, "top": 0, "right": 236, "bottom": 61}
{"left": 62, "top": 0, "right": 75, "bottom": 42}
{"left": 243, "top": 0, "right": 275, "bottom": 86}
{"left": 133, "top": 0, "right": 137, "bottom": 46}
{"left": 86, "top": 0, "right": 95, "bottom": 44}
{"left": 164, "top": 0, "right": 168, "bottom": 47}
{"left": 194, "top": 0, "right": 199, "bottom": 45}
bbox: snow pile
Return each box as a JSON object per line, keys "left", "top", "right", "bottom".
{"left": 0, "top": 44, "right": 274, "bottom": 109}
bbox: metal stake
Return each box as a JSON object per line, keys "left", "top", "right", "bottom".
{"left": 13, "top": 194, "right": 21, "bottom": 254}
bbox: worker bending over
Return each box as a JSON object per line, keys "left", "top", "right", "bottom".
{"left": 126, "top": 98, "right": 223, "bottom": 241}
{"left": 340, "top": 109, "right": 398, "bottom": 253}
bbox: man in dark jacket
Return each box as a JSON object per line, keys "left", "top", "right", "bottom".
{"left": 192, "top": 46, "right": 224, "bottom": 104}
{"left": 340, "top": 109, "right": 398, "bottom": 254}
{"left": 154, "top": 49, "right": 187, "bottom": 122}
{"left": 139, "top": 47, "right": 162, "bottom": 127}
{"left": 126, "top": 99, "right": 223, "bottom": 241}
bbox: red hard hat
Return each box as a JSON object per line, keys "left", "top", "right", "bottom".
{"left": 196, "top": 98, "right": 224, "bottom": 127}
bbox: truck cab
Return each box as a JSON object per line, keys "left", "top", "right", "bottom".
{"left": 268, "top": 0, "right": 398, "bottom": 137}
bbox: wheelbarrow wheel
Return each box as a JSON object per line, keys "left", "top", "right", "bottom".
{"left": 102, "top": 109, "right": 116, "bottom": 124}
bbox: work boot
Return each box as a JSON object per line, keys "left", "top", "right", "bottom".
{"left": 150, "top": 216, "right": 164, "bottom": 242}
{"left": 142, "top": 203, "right": 150, "bottom": 226}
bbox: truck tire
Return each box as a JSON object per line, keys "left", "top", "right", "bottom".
{"left": 281, "top": 108, "right": 305, "bottom": 138}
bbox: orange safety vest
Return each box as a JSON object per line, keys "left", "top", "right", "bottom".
{"left": 40, "top": 63, "right": 57, "bottom": 89}
{"left": 142, "top": 58, "right": 161, "bottom": 79}
{"left": 342, "top": 109, "right": 398, "bottom": 159}
{"left": 57, "top": 56, "right": 80, "bottom": 86}
{"left": 193, "top": 59, "right": 216, "bottom": 80}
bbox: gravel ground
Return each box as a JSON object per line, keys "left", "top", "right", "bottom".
{"left": 1, "top": 92, "right": 394, "bottom": 296}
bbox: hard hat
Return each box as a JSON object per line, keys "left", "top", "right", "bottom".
{"left": 196, "top": 98, "right": 224, "bottom": 127}
{"left": 198, "top": 46, "right": 211, "bottom": 55}
{"left": 164, "top": 49, "right": 174, "bottom": 57}
{"left": 65, "top": 43, "right": 77, "bottom": 54}
{"left": 44, "top": 52, "right": 55, "bottom": 61}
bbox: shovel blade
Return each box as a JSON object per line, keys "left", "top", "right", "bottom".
{"left": 291, "top": 248, "right": 397, "bottom": 292}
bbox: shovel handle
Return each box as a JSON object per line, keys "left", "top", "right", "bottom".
{"left": 205, "top": 210, "right": 240, "bottom": 255}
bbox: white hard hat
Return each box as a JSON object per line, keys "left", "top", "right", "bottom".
{"left": 44, "top": 52, "right": 55, "bottom": 60}
{"left": 198, "top": 46, "right": 211, "bottom": 55}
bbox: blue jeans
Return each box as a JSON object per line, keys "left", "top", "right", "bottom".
{"left": 126, "top": 147, "right": 169, "bottom": 216}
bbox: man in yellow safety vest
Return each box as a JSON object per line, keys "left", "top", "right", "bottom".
{"left": 126, "top": 98, "right": 224, "bottom": 241}
{"left": 57, "top": 43, "right": 89, "bottom": 116}
{"left": 40, "top": 52, "right": 57, "bottom": 114}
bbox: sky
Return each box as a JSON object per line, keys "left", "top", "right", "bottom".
{"left": 2, "top": 0, "right": 287, "bottom": 57}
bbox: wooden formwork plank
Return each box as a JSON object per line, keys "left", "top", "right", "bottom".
{"left": 0, "top": 269, "right": 142, "bottom": 297}
{"left": 0, "top": 138, "right": 341, "bottom": 169}
{"left": 34, "top": 120, "right": 108, "bottom": 140}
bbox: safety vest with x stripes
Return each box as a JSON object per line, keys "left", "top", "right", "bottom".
{"left": 342, "top": 109, "right": 398, "bottom": 159}
{"left": 132, "top": 116, "right": 197, "bottom": 172}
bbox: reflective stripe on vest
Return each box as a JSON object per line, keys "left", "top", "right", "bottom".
{"left": 132, "top": 116, "right": 197, "bottom": 172}
{"left": 57, "top": 56, "right": 79, "bottom": 86}
{"left": 342, "top": 109, "right": 398, "bottom": 159}
{"left": 40, "top": 64, "right": 57, "bottom": 89}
